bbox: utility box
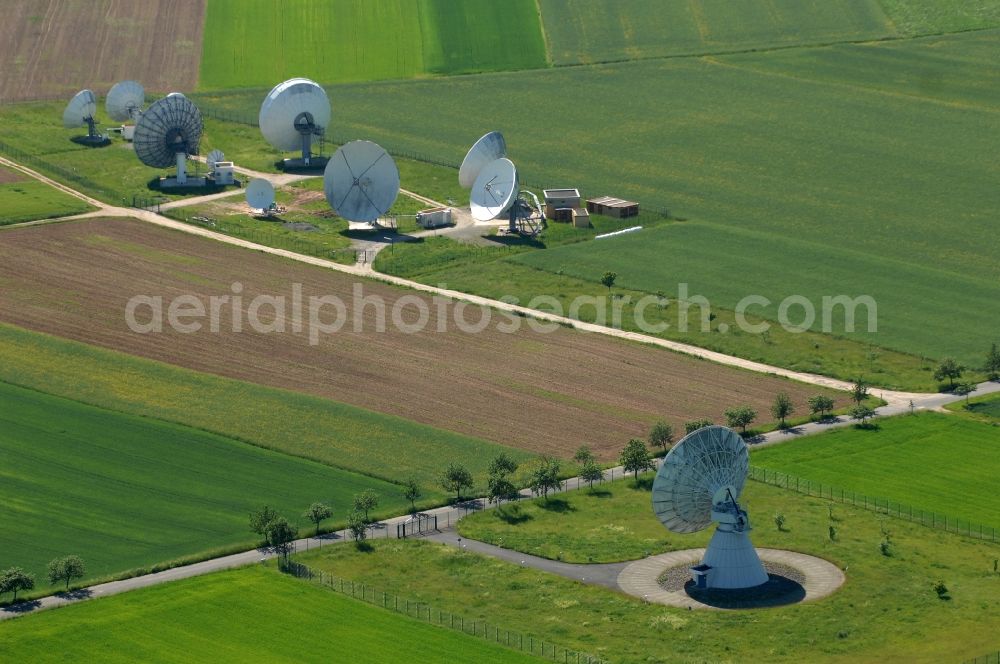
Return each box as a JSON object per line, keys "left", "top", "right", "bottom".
{"left": 212, "top": 161, "right": 235, "bottom": 185}
{"left": 572, "top": 207, "right": 591, "bottom": 228}
{"left": 416, "top": 207, "right": 452, "bottom": 228}
{"left": 587, "top": 196, "right": 640, "bottom": 219}
{"left": 544, "top": 188, "right": 581, "bottom": 219}
{"left": 690, "top": 564, "right": 713, "bottom": 589}
{"left": 121, "top": 125, "right": 136, "bottom": 141}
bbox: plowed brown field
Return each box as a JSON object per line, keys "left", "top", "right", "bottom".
{"left": 0, "top": 1, "right": 206, "bottom": 102}
{"left": 0, "top": 218, "right": 845, "bottom": 459}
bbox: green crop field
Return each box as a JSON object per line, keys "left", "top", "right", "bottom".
{"left": 0, "top": 166, "right": 93, "bottom": 225}
{"left": 0, "top": 324, "right": 530, "bottom": 492}
{"left": 0, "top": 379, "right": 405, "bottom": 589}
{"left": 190, "top": 29, "right": 999, "bottom": 369}
{"left": 752, "top": 411, "right": 1000, "bottom": 530}
{"left": 302, "top": 481, "right": 1000, "bottom": 663}
{"left": 538, "top": 0, "right": 893, "bottom": 65}
{"left": 947, "top": 391, "right": 1000, "bottom": 423}
{"left": 199, "top": 0, "right": 547, "bottom": 89}
{"left": 0, "top": 566, "right": 541, "bottom": 664}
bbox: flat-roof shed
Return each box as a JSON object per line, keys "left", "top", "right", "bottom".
{"left": 586, "top": 196, "right": 639, "bottom": 219}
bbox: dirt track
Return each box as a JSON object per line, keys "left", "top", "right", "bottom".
{"left": 0, "top": 218, "right": 845, "bottom": 459}
{"left": 0, "top": 1, "right": 206, "bottom": 102}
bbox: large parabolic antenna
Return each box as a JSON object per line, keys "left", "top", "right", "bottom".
{"left": 323, "top": 140, "right": 399, "bottom": 223}
{"left": 459, "top": 131, "right": 506, "bottom": 188}
{"left": 652, "top": 425, "right": 769, "bottom": 590}
{"left": 470, "top": 158, "right": 518, "bottom": 222}
{"left": 133, "top": 93, "right": 204, "bottom": 187}
{"left": 106, "top": 80, "right": 145, "bottom": 122}
{"left": 62, "top": 89, "right": 106, "bottom": 145}
{"left": 260, "top": 78, "right": 331, "bottom": 169}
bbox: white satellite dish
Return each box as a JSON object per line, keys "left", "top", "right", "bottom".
{"left": 62, "top": 89, "right": 106, "bottom": 144}
{"left": 259, "top": 78, "right": 331, "bottom": 168}
{"left": 207, "top": 149, "right": 225, "bottom": 170}
{"left": 133, "top": 93, "right": 204, "bottom": 187}
{"left": 323, "top": 140, "right": 399, "bottom": 223}
{"left": 246, "top": 178, "right": 276, "bottom": 212}
{"left": 652, "top": 425, "right": 769, "bottom": 590}
{"left": 106, "top": 80, "right": 145, "bottom": 122}
{"left": 470, "top": 158, "right": 518, "bottom": 222}
{"left": 459, "top": 131, "right": 506, "bottom": 189}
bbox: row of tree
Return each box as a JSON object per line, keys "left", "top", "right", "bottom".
{"left": 0, "top": 555, "right": 86, "bottom": 603}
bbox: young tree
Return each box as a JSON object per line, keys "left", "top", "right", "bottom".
{"left": 487, "top": 473, "right": 519, "bottom": 505}
{"left": 850, "top": 404, "right": 876, "bottom": 426}
{"left": 440, "top": 463, "right": 474, "bottom": 503}
{"left": 851, "top": 378, "right": 869, "bottom": 405}
{"left": 648, "top": 420, "right": 674, "bottom": 455}
{"left": 684, "top": 418, "right": 713, "bottom": 434}
{"left": 488, "top": 452, "right": 519, "bottom": 479}
{"left": 529, "top": 457, "right": 562, "bottom": 501}
{"left": 986, "top": 342, "right": 1000, "bottom": 381}
{"left": 265, "top": 517, "right": 298, "bottom": 563}
{"left": 347, "top": 511, "right": 367, "bottom": 544}
{"left": 403, "top": 479, "right": 422, "bottom": 514}
{"left": 954, "top": 382, "right": 976, "bottom": 405}
{"left": 46, "top": 555, "right": 86, "bottom": 591}
{"left": 579, "top": 459, "right": 604, "bottom": 491}
{"left": 773, "top": 513, "right": 786, "bottom": 532}
{"left": 573, "top": 445, "right": 595, "bottom": 466}
{"left": 0, "top": 568, "right": 35, "bottom": 601}
{"left": 808, "top": 395, "right": 835, "bottom": 420}
{"left": 934, "top": 357, "right": 964, "bottom": 389}
{"left": 600, "top": 271, "right": 617, "bottom": 292}
{"left": 303, "top": 502, "right": 333, "bottom": 536}
{"left": 353, "top": 489, "right": 380, "bottom": 522}
{"left": 771, "top": 392, "right": 794, "bottom": 429}
{"left": 724, "top": 405, "right": 758, "bottom": 435}
{"left": 249, "top": 505, "right": 279, "bottom": 545}
{"left": 620, "top": 438, "right": 655, "bottom": 481}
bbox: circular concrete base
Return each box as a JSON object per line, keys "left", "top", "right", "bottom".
{"left": 616, "top": 548, "right": 844, "bottom": 610}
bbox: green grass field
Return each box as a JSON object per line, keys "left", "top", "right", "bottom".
{"left": 0, "top": 380, "right": 405, "bottom": 589}
{"left": 0, "top": 167, "right": 93, "bottom": 225}
{"left": 752, "top": 411, "right": 1000, "bottom": 530}
{"left": 947, "top": 390, "right": 1000, "bottom": 423}
{"left": 191, "top": 29, "right": 997, "bottom": 369}
{"left": 303, "top": 481, "right": 1000, "bottom": 663}
{"left": 0, "top": 566, "right": 541, "bottom": 663}
{"left": 199, "top": 0, "right": 547, "bottom": 89}
{"left": 0, "top": 323, "right": 530, "bottom": 492}
{"left": 539, "top": 0, "right": 893, "bottom": 65}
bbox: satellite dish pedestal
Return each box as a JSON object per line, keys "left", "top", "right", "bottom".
{"left": 652, "top": 426, "right": 769, "bottom": 591}
{"left": 174, "top": 152, "right": 188, "bottom": 186}
{"left": 63, "top": 89, "right": 109, "bottom": 146}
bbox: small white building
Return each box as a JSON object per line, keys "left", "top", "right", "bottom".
{"left": 211, "top": 161, "right": 235, "bottom": 186}
{"left": 416, "top": 207, "right": 452, "bottom": 229}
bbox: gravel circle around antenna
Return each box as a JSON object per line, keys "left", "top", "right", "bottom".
{"left": 616, "top": 548, "right": 845, "bottom": 610}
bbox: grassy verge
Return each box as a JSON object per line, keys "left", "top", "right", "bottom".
{"left": 0, "top": 379, "right": 404, "bottom": 593}
{"left": 944, "top": 389, "right": 1000, "bottom": 423}
{"left": 0, "top": 323, "right": 533, "bottom": 492}
{"left": 0, "top": 168, "right": 93, "bottom": 224}
{"left": 410, "top": 478, "right": 1000, "bottom": 662}
{"left": 752, "top": 411, "right": 1000, "bottom": 530}
{"left": 0, "top": 566, "right": 541, "bottom": 663}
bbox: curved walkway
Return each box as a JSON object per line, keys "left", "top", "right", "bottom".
{"left": 616, "top": 547, "right": 845, "bottom": 609}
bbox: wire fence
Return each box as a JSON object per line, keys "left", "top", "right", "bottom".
{"left": 281, "top": 561, "right": 606, "bottom": 664}
{"left": 748, "top": 465, "right": 999, "bottom": 544}
{"left": 0, "top": 138, "right": 118, "bottom": 203}
{"left": 965, "top": 652, "right": 1000, "bottom": 664}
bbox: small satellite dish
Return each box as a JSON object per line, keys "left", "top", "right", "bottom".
{"left": 207, "top": 149, "right": 225, "bottom": 169}
{"left": 260, "top": 78, "right": 331, "bottom": 168}
{"left": 106, "top": 80, "right": 145, "bottom": 122}
{"left": 470, "top": 158, "right": 518, "bottom": 222}
{"left": 133, "top": 93, "right": 204, "bottom": 187}
{"left": 652, "top": 425, "right": 769, "bottom": 590}
{"left": 62, "top": 89, "right": 106, "bottom": 145}
{"left": 459, "top": 131, "right": 506, "bottom": 189}
{"left": 323, "top": 140, "right": 399, "bottom": 223}
{"left": 246, "top": 178, "right": 276, "bottom": 211}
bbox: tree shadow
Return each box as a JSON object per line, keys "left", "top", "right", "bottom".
{"left": 354, "top": 541, "right": 374, "bottom": 553}
{"left": 70, "top": 136, "right": 110, "bottom": 148}
{"left": 55, "top": 588, "right": 93, "bottom": 601}
{"left": 630, "top": 476, "right": 654, "bottom": 491}
{"left": 538, "top": 497, "right": 576, "bottom": 513}
{"left": 496, "top": 506, "right": 533, "bottom": 524}
{"left": 1, "top": 599, "right": 42, "bottom": 614}
{"left": 584, "top": 487, "right": 613, "bottom": 498}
